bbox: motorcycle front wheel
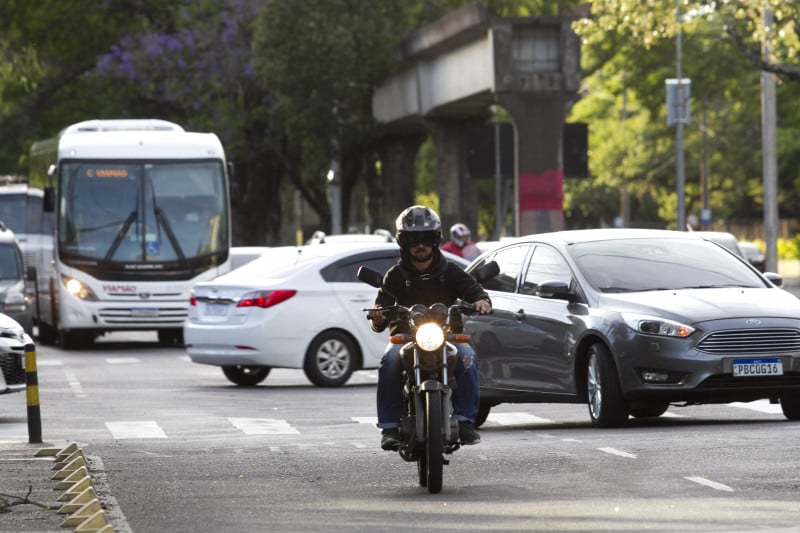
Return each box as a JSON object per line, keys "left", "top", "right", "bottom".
{"left": 423, "top": 392, "right": 444, "bottom": 494}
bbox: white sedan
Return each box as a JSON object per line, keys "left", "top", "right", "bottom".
{"left": 185, "top": 242, "right": 468, "bottom": 387}
{"left": 0, "top": 313, "right": 34, "bottom": 395}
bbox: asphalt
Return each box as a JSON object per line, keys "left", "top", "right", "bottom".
{"left": 3, "top": 279, "right": 798, "bottom": 533}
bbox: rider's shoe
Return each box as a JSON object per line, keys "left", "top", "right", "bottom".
{"left": 380, "top": 428, "right": 401, "bottom": 450}
{"left": 458, "top": 421, "right": 481, "bottom": 445}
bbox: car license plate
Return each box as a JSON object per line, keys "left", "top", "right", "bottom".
{"left": 732, "top": 358, "right": 783, "bottom": 377}
{"left": 131, "top": 307, "right": 158, "bottom": 318}
{"left": 204, "top": 302, "right": 229, "bottom": 316}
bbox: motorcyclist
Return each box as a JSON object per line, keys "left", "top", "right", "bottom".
{"left": 441, "top": 222, "right": 480, "bottom": 261}
{"left": 367, "top": 205, "right": 492, "bottom": 450}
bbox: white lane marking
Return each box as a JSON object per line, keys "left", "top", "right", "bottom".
{"left": 64, "top": 369, "right": 86, "bottom": 398}
{"left": 37, "top": 359, "right": 62, "bottom": 366}
{"left": 351, "top": 443, "right": 366, "bottom": 449}
{"left": 0, "top": 423, "right": 27, "bottom": 441}
{"left": 561, "top": 438, "right": 582, "bottom": 443}
{"left": 105, "top": 357, "right": 141, "bottom": 364}
{"left": 685, "top": 476, "right": 734, "bottom": 492}
{"left": 661, "top": 411, "right": 686, "bottom": 417}
{"left": 176, "top": 355, "right": 191, "bottom": 362}
{"left": 229, "top": 418, "right": 300, "bottom": 435}
{"left": 106, "top": 421, "right": 167, "bottom": 439}
{"left": 351, "top": 416, "right": 379, "bottom": 428}
{"left": 729, "top": 399, "right": 783, "bottom": 414}
{"left": 598, "top": 447, "right": 637, "bottom": 459}
{"left": 488, "top": 412, "right": 553, "bottom": 425}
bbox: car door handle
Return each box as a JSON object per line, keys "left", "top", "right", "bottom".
{"left": 514, "top": 309, "right": 525, "bottom": 320}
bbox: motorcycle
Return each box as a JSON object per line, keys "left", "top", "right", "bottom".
{"left": 357, "top": 261, "right": 498, "bottom": 493}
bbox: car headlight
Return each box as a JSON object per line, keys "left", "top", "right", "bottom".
{"left": 621, "top": 313, "right": 695, "bottom": 338}
{"left": 2, "top": 290, "right": 27, "bottom": 312}
{"left": 61, "top": 275, "right": 98, "bottom": 301}
{"left": 415, "top": 322, "right": 445, "bottom": 351}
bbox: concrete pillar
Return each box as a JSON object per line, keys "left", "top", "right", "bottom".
{"left": 428, "top": 118, "right": 480, "bottom": 237}
{"left": 374, "top": 134, "right": 425, "bottom": 232}
{"left": 496, "top": 92, "right": 571, "bottom": 235}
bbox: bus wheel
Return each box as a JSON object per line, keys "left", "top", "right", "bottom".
{"left": 37, "top": 322, "right": 57, "bottom": 345}
{"left": 59, "top": 330, "right": 94, "bottom": 350}
{"left": 158, "top": 329, "right": 184, "bottom": 346}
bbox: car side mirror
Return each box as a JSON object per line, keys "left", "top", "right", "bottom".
{"left": 535, "top": 280, "right": 571, "bottom": 299}
{"left": 473, "top": 260, "right": 499, "bottom": 283}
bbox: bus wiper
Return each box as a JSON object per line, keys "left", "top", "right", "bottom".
{"left": 103, "top": 210, "right": 138, "bottom": 262}
{"left": 147, "top": 177, "right": 186, "bottom": 266}
{"left": 154, "top": 207, "right": 186, "bottom": 265}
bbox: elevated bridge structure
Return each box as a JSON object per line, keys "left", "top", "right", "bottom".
{"left": 371, "top": 2, "right": 581, "bottom": 236}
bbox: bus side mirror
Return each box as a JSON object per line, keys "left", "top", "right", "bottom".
{"left": 43, "top": 186, "right": 55, "bottom": 212}
{"left": 26, "top": 266, "right": 36, "bottom": 282}
{"left": 228, "top": 161, "right": 239, "bottom": 209}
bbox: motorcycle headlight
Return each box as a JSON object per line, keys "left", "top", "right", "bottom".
{"left": 415, "top": 322, "right": 445, "bottom": 351}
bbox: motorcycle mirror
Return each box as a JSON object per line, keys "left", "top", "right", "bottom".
{"left": 357, "top": 266, "right": 383, "bottom": 288}
{"left": 473, "top": 260, "right": 500, "bottom": 283}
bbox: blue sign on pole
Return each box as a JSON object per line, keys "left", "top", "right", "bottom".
{"left": 700, "top": 208, "right": 712, "bottom": 225}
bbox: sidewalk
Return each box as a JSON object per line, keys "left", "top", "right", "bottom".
{"left": 0, "top": 440, "right": 114, "bottom": 532}
{"left": 0, "top": 440, "right": 69, "bottom": 532}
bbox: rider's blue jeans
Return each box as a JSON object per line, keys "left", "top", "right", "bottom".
{"left": 376, "top": 342, "right": 479, "bottom": 428}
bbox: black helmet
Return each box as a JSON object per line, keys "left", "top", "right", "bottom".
{"left": 395, "top": 205, "right": 442, "bottom": 248}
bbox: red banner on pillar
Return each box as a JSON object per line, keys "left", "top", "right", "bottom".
{"left": 519, "top": 169, "right": 564, "bottom": 210}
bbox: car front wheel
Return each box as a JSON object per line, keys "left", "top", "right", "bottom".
{"left": 304, "top": 331, "right": 357, "bottom": 387}
{"left": 628, "top": 403, "right": 669, "bottom": 419}
{"left": 586, "top": 343, "right": 627, "bottom": 428}
{"left": 474, "top": 402, "right": 491, "bottom": 428}
{"left": 222, "top": 365, "right": 271, "bottom": 386}
{"left": 780, "top": 395, "right": 800, "bottom": 420}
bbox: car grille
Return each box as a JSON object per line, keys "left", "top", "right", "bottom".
{"left": 97, "top": 307, "right": 188, "bottom": 325}
{"left": 696, "top": 373, "right": 800, "bottom": 390}
{"left": 0, "top": 352, "right": 25, "bottom": 385}
{"left": 696, "top": 328, "right": 800, "bottom": 355}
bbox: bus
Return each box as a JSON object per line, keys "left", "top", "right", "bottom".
{"left": 28, "top": 119, "right": 232, "bottom": 348}
{"left": 0, "top": 177, "right": 53, "bottom": 273}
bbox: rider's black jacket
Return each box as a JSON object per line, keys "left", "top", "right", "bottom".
{"left": 371, "top": 248, "right": 490, "bottom": 335}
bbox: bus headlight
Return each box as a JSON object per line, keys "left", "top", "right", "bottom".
{"left": 415, "top": 323, "right": 445, "bottom": 351}
{"left": 61, "top": 275, "right": 98, "bottom": 301}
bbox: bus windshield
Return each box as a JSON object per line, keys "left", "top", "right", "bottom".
{"left": 58, "top": 160, "right": 228, "bottom": 270}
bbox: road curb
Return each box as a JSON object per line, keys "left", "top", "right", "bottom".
{"left": 36, "top": 441, "right": 114, "bottom": 532}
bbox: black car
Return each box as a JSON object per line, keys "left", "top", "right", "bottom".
{"left": 465, "top": 228, "right": 800, "bottom": 427}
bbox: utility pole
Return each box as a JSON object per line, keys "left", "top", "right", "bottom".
{"left": 762, "top": 8, "right": 778, "bottom": 273}
{"left": 666, "top": 36, "right": 690, "bottom": 231}
{"left": 674, "top": 0, "right": 686, "bottom": 231}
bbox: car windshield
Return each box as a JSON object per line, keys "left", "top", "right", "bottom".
{"left": 571, "top": 237, "right": 767, "bottom": 293}
{"left": 0, "top": 242, "right": 20, "bottom": 281}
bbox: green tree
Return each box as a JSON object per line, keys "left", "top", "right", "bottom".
{"left": 0, "top": 0, "right": 183, "bottom": 171}
{"left": 568, "top": 0, "right": 800, "bottom": 230}
{"left": 252, "top": 0, "right": 414, "bottom": 233}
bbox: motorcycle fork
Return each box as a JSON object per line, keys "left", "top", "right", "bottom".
{"left": 412, "top": 347, "right": 455, "bottom": 446}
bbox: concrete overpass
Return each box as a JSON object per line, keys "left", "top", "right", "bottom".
{"left": 370, "top": 1, "right": 581, "bottom": 237}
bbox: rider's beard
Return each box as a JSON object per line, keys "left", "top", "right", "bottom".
{"left": 410, "top": 244, "right": 433, "bottom": 263}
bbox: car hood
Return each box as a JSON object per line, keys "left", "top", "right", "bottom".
{"left": 0, "top": 279, "right": 18, "bottom": 296}
{"left": 599, "top": 287, "right": 800, "bottom": 323}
